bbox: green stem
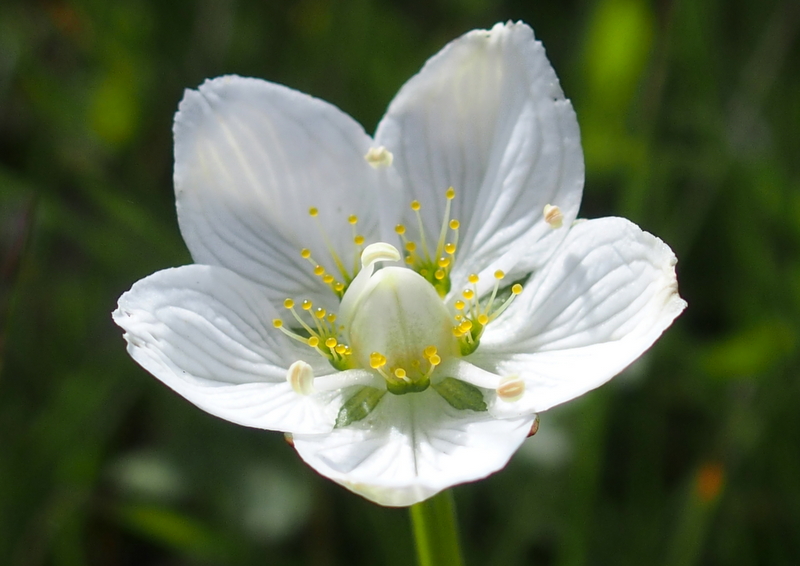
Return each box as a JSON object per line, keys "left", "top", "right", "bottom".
{"left": 409, "top": 490, "right": 465, "bottom": 566}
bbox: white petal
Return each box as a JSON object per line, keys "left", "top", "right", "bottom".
{"left": 292, "top": 390, "right": 532, "bottom": 506}
{"left": 475, "top": 217, "right": 686, "bottom": 414}
{"left": 113, "top": 264, "right": 348, "bottom": 434}
{"left": 175, "top": 75, "right": 380, "bottom": 303}
{"left": 375, "top": 22, "right": 583, "bottom": 294}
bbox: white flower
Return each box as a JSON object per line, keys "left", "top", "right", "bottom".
{"left": 113, "top": 22, "right": 685, "bottom": 507}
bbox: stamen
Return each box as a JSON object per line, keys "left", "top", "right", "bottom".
{"left": 435, "top": 188, "right": 455, "bottom": 260}
{"left": 365, "top": 146, "right": 393, "bottom": 168}
{"left": 543, "top": 204, "right": 564, "bottom": 229}
{"left": 497, "top": 375, "right": 525, "bottom": 402}
{"left": 287, "top": 361, "right": 315, "bottom": 396}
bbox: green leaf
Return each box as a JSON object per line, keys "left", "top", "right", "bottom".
{"left": 335, "top": 387, "right": 386, "bottom": 428}
{"left": 433, "top": 378, "right": 488, "bottom": 412}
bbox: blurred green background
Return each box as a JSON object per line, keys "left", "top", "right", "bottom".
{"left": 2, "top": 0, "right": 799, "bottom": 564}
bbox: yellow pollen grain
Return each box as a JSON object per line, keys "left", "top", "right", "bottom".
{"left": 272, "top": 319, "right": 283, "bottom": 328}
{"left": 437, "top": 257, "right": 450, "bottom": 268}
{"left": 369, "top": 352, "right": 386, "bottom": 368}
{"left": 435, "top": 269, "right": 445, "bottom": 280}
{"left": 460, "top": 319, "right": 473, "bottom": 331}
{"left": 313, "top": 265, "right": 325, "bottom": 276}
{"left": 494, "top": 270, "right": 505, "bottom": 280}
{"left": 327, "top": 313, "right": 336, "bottom": 323}
{"left": 429, "top": 354, "right": 441, "bottom": 366}
{"left": 445, "top": 187, "right": 455, "bottom": 200}
{"left": 302, "top": 300, "right": 313, "bottom": 310}
{"left": 444, "top": 243, "right": 456, "bottom": 254}
{"left": 423, "top": 345, "right": 437, "bottom": 358}
{"left": 478, "top": 314, "right": 489, "bottom": 325}
{"left": 405, "top": 242, "right": 416, "bottom": 252}
{"left": 307, "top": 336, "right": 320, "bottom": 347}
{"left": 394, "top": 368, "right": 407, "bottom": 379}
{"left": 315, "top": 308, "right": 326, "bottom": 319}
{"left": 348, "top": 215, "right": 358, "bottom": 225}
{"left": 449, "top": 219, "right": 460, "bottom": 230}
{"left": 325, "top": 337, "right": 337, "bottom": 348}
{"left": 354, "top": 235, "right": 365, "bottom": 245}
{"left": 300, "top": 248, "right": 311, "bottom": 259}
{"left": 335, "top": 344, "right": 346, "bottom": 354}
{"left": 308, "top": 207, "right": 318, "bottom": 217}
{"left": 395, "top": 224, "right": 406, "bottom": 235}
{"left": 405, "top": 256, "right": 414, "bottom": 264}
{"left": 283, "top": 298, "right": 295, "bottom": 309}
{"left": 323, "top": 274, "right": 334, "bottom": 283}
{"left": 410, "top": 200, "right": 421, "bottom": 211}
{"left": 468, "top": 274, "right": 479, "bottom": 284}
{"left": 512, "top": 284, "right": 523, "bottom": 295}
{"left": 454, "top": 300, "right": 465, "bottom": 310}
{"left": 462, "top": 289, "right": 475, "bottom": 300}
{"left": 334, "top": 282, "right": 344, "bottom": 292}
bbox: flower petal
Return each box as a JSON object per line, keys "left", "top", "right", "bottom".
{"left": 292, "top": 389, "right": 533, "bottom": 506}
{"left": 175, "top": 75, "right": 380, "bottom": 303}
{"left": 476, "top": 217, "right": 686, "bottom": 414}
{"left": 113, "top": 264, "right": 348, "bottom": 434}
{"left": 375, "top": 22, "right": 583, "bottom": 293}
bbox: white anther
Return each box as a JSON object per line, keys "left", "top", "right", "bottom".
{"left": 287, "top": 360, "right": 315, "bottom": 395}
{"left": 497, "top": 375, "right": 525, "bottom": 402}
{"left": 360, "top": 242, "right": 401, "bottom": 268}
{"left": 365, "top": 146, "right": 393, "bottom": 168}
{"left": 543, "top": 204, "right": 564, "bottom": 229}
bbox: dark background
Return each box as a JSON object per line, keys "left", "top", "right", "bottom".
{"left": 2, "top": 0, "right": 799, "bottom": 564}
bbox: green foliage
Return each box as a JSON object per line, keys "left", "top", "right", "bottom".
{"left": 1, "top": 0, "right": 800, "bottom": 564}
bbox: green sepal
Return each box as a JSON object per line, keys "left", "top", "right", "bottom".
{"left": 433, "top": 377, "right": 488, "bottom": 412}
{"left": 386, "top": 375, "right": 430, "bottom": 395}
{"left": 335, "top": 387, "right": 387, "bottom": 428}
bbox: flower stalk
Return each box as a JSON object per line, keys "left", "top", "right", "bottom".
{"left": 409, "top": 490, "right": 465, "bottom": 566}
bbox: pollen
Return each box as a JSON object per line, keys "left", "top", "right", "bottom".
{"left": 301, "top": 299, "right": 313, "bottom": 311}
{"left": 300, "top": 248, "right": 311, "bottom": 259}
{"left": 449, "top": 219, "right": 460, "bottom": 230}
{"left": 354, "top": 235, "right": 365, "bottom": 246}
{"left": 272, "top": 319, "right": 283, "bottom": 328}
{"left": 370, "top": 352, "right": 387, "bottom": 369}
{"left": 494, "top": 270, "right": 505, "bottom": 280}
{"left": 308, "top": 207, "right": 319, "bottom": 217}
{"left": 445, "top": 187, "right": 455, "bottom": 200}
{"left": 348, "top": 215, "right": 358, "bottom": 225}
{"left": 313, "top": 265, "right": 325, "bottom": 276}
{"left": 468, "top": 274, "right": 479, "bottom": 284}
{"left": 325, "top": 337, "right": 337, "bottom": 349}
{"left": 284, "top": 299, "right": 294, "bottom": 309}
{"left": 395, "top": 224, "right": 406, "bottom": 235}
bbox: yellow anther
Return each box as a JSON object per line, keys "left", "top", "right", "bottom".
{"left": 460, "top": 319, "right": 473, "bottom": 331}
{"left": 434, "top": 269, "right": 445, "bottom": 280}
{"left": 315, "top": 308, "right": 326, "bottom": 319}
{"left": 494, "top": 270, "right": 505, "bottom": 280}
{"left": 313, "top": 265, "right": 325, "bottom": 276}
{"left": 325, "top": 337, "right": 337, "bottom": 349}
{"left": 309, "top": 207, "right": 319, "bottom": 217}
{"left": 335, "top": 344, "right": 346, "bottom": 354}
{"left": 369, "top": 352, "right": 387, "bottom": 368}
{"left": 453, "top": 327, "right": 464, "bottom": 337}
{"left": 300, "top": 249, "right": 311, "bottom": 259}
{"left": 284, "top": 298, "right": 295, "bottom": 309}
{"left": 334, "top": 282, "right": 345, "bottom": 292}
{"left": 462, "top": 289, "right": 475, "bottom": 300}
{"left": 455, "top": 314, "right": 463, "bottom": 321}
{"left": 301, "top": 300, "right": 313, "bottom": 311}
{"left": 405, "top": 256, "right": 414, "bottom": 264}
{"left": 454, "top": 300, "right": 465, "bottom": 310}
{"left": 272, "top": 319, "right": 283, "bottom": 328}
{"left": 429, "top": 354, "right": 441, "bottom": 366}
{"left": 354, "top": 235, "right": 365, "bottom": 246}
{"left": 437, "top": 257, "right": 450, "bottom": 268}
{"left": 394, "top": 368, "right": 407, "bottom": 379}
{"left": 365, "top": 146, "right": 393, "bottom": 168}
{"left": 327, "top": 313, "right": 337, "bottom": 323}
{"left": 468, "top": 274, "right": 479, "bottom": 284}
{"left": 445, "top": 187, "right": 456, "bottom": 200}
{"left": 323, "top": 274, "right": 334, "bottom": 284}
{"left": 411, "top": 200, "right": 421, "bottom": 211}
{"left": 512, "top": 284, "right": 523, "bottom": 295}
{"left": 449, "top": 219, "right": 460, "bottom": 230}
{"left": 423, "top": 345, "right": 438, "bottom": 358}
{"left": 395, "top": 224, "right": 406, "bottom": 235}
{"left": 478, "top": 314, "right": 489, "bottom": 325}
{"left": 308, "top": 336, "right": 320, "bottom": 347}
{"left": 444, "top": 243, "right": 456, "bottom": 254}
{"left": 405, "top": 242, "right": 416, "bottom": 252}
{"left": 348, "top": 215, "right": 358, "bottom": 225}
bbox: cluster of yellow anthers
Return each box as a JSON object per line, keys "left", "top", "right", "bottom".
{"left": 272, "top": 299, "right": 351, "bottom": 371}
{"left": 395, "top": 187, "right": 459, "bottom": 297}
{"left": 453, "top": 270, "right": 523, "bottom": 355}
{"left": 300, "top": 208, "right": 367, "bottom": 299}
{"left": 368, "top": 346, "right": 442, "bottom": 393}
